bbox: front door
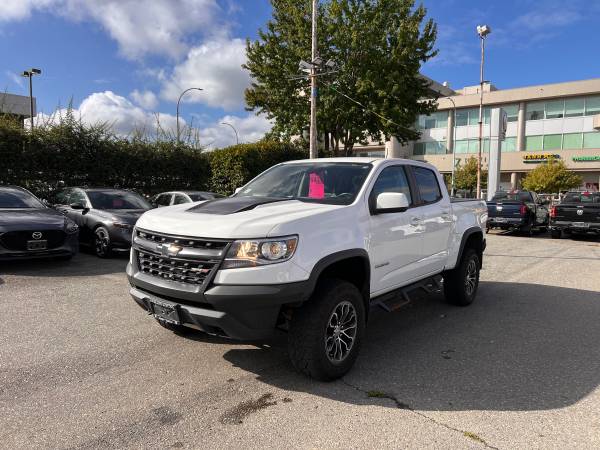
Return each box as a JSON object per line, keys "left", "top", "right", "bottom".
{"left": 368, "top": 165, "right": 424, "bottom": 295}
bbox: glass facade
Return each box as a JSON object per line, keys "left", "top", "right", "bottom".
{"left": 416, "top": 111, "right": 448, "bottom": 129}
{"left": 413, "top": 140, "right": 447, "bottom": 155}
{"left": 524, "top": 132, "right": 600, "bottom": 150}
{"left": 502, "top": 137, "right": 517, "bottom": 152}
{"left": 454, "top": 139, "right": 490, "bottom": 154}
{"left": 527, "top": 96, "right": 600, "bottom": 120}
{"left": 455, "top": 107, "right": 492, "bottom": 126}
{"left": 583, "top": 132, "right": 600, "bottom": 149}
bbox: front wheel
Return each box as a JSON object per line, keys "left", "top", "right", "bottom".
{"left": 94, "top": 226, "right": 113, "bottom": 258}
{"left": 288, "top": 279, "right": 365, "bottom": 381}
{"left": 444, "top": 248, "right": 480, "bottom": 306}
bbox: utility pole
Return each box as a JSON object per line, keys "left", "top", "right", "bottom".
{"left": 309, "top": 0, "right": 318, "bottom": 159}
{"left": 476, "top": 25, "right": 491, "bottom": 199}
{"left": 21, "top": 68, "right": 41, "bottom": 129}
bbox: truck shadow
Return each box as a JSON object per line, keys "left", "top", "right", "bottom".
{"left": 222, "top": 281, "right": 600, "bottom": 412}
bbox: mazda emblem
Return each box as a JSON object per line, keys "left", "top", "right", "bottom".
{"left": 32, "top": 232, "right": 43, "bottom": 240}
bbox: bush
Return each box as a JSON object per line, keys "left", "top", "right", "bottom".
{"left": 0, "top": 117, "right": 306, "bottom": 199}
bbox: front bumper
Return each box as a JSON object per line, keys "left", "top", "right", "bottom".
{"left": 127, "top": 262, "right": 309, "bottom": 340}
{"left": 0, "top": 233, "right": 78, "bottom": 261}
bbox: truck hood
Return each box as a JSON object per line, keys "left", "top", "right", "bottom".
{"left": 136, "top": 197, "right": 345, "bottom": 238}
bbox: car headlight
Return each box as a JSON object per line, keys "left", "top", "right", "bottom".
{"left": 113, "top": 222, "right": 133, "bottom": 231}
{"left": 222, "top": 236, "right": 298, "bottom": 269}
{"left": 64, "top": 220, "right": 79, "bottom": 234}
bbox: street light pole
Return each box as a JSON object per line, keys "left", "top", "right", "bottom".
{"left": 476, "top": 25, "right": 491, "bottom": 199}
{"left": 176, "top": 87, "right": 203, "bottom": 145}
{"left": 309, "top": 0, "right": 318, "bottom": 159}
{"left": 445, "top": 96, "right": 457, "bottom": 196}
{"left": 21, "top": 68, "right": 41, "bottom": 129}
{"left": 221, "top": 122, "right": 239, "bottom": 145}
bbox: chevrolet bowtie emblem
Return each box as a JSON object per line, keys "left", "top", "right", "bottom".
{"left": 158, "top": 243, "right": 183, "bottom": 257}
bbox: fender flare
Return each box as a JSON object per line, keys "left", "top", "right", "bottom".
{"left": 456, "top": 227, "right": 485, "bottom": 268}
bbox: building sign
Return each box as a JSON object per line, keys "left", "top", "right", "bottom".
{"left": 523, "top": 153, "right": 560, "bottom": 163}
{"left": 573, "top": 155, "right": 600, "bottom": 162}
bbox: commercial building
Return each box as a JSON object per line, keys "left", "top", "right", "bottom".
{"left": 0, "top": 92, "right": 36, "bottom": 125}
{"left": 356, "top": 77, "right": 600, "bottom": 191}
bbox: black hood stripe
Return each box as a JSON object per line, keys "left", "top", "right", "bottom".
{"left": 186, "top": 197, "right": 290, "bottom": 215}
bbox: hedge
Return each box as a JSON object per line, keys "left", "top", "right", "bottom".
{"left": 0, "top": 118, "right": 307, "bottom": 199}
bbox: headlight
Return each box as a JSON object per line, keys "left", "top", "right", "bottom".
{"left": 65, "top": 220, "right": 79, "bottom": 234}
{"left": 113, "top": 222, "right": 133, "bottom": 231}
{"left": 222, "top": 236, "right": 298, "bottom": 269}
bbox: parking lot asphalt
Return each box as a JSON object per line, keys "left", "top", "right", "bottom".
{"left": 2, "top": 233, "right": 600, "bottom": 450}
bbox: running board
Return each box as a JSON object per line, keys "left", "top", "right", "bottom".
{"left": 371, "top": 275, "right": 443, "bottom": 312}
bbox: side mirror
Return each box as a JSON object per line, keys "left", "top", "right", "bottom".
{"left": 234, "top": 187, "right": 242, "bottom": 194}
{"left": 70, "top": 202, "right": 86, "bottom": 210}
{"left": 374, "top": 192, "right": 409, "bottom": 214}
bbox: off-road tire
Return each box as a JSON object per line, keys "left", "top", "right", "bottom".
{"left": 288, "top": 279, "right": 365, "bottom": 381}
{"left": 443, "top": 248, "right": 480, "bottom": 307}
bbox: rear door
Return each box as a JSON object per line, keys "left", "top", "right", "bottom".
{"left": 67, "top": 189, "right": 93, "bottom": 241}
{"left": 368, "top": 164, "right": 424, "bottom": 294}
{"left": 410, "top": 165, "right": 453, "bottom": 274}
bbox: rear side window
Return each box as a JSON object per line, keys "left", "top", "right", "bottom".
{"left": 412, "top": 167, "right": 442, "bottom": 204}
{"left": 371, "top": 166, "right": 413, "bottom": 205}
{"left": 156, "top": 194, "right": 171, "bottom": 206}
{"left": 173, "top": 194, "right": 189, "bottom": 205}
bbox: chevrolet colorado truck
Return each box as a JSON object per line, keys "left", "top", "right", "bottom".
{"left": 550, "top": 191, "right": 600, "bottom": 239}
{"left": 127, "top": 158, "right": 487, "bottom": 380}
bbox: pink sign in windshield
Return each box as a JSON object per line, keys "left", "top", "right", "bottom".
{"left": 308, "top": 173, "right": 325, "bottom": 199}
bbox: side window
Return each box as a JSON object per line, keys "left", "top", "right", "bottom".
{"left": 69, "top": 190, "right": 87, "bottom": 206}
{"left": 54, "top": 189, "right": 71, "bottom": 205}
{"left": 371, "top": 166, "right": 412, "bottom": 206}
{"left": 156, "top": 194, "right": 171, "bottom": 207}
{"left": 412, "top": 167, "right": 442, "bottom": 204}
{"left": 173, "top": 194, "right": 189, "bottom": 205}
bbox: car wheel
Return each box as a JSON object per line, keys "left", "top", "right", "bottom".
{"left": 444, "top": 248, "right": 480, "bottom": 307}
{"left": 288, "top": 279, "right": 365, "bottom": 381}
{"left": 550, "top": 229, "right": 561, "bottom": 239}
{"left": 155, "top": 318, "right": 188, "bottom": 334}
{"left": 94, "top": 226, "right": 113, "bottom": 258}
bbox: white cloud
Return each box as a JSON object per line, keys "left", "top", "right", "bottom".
{"left": 0, "top": 0, "right": 225, "bottom": 60}
{"left": 160, "top": 38, "right": 250, "bottom": 111}
{"left": 36, "top": 91, "right": 181, "bottom": 136}
{"left": 5, "top": 70, "right": 24, "bottom": 88}
{"left": 130, "top": 89, "right": 158, "bottom": 110}
{"left": 199, "top": 114, "right": 272, "bottom": 149}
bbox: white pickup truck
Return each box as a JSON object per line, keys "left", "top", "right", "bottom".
{"left": 127, "top": 158, "right": 487, "bottom": 380}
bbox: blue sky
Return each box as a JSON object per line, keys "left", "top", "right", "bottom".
{"left": 1, "top": 0, "right": 599, "bottom": 148}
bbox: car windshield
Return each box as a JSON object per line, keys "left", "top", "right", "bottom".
{"left": 492, "top": 192, "right": 532, "bottom": 202}
{"left": 563, "top": 192, "right": 600, "bottom": 203}
{"left": 87, "top": 190, "right": 151, "bottom": 210}
{"left": 235, "top": 162, "right": 373, "bottom": 205}
{"left": 0, "top": 189, "right": 45, "bottom": 209}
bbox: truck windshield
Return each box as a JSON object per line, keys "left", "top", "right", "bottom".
{"left": 492, "top": 192, "right": 532, "bottom": 202}
{"left": 236, "top": 162, "right": 373, "bottom": 205}
{"left": 87, "top": 190, "right": 151, "bottom": 210}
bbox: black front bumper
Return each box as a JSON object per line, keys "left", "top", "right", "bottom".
{"left": 127, "top": 263, "right": 309, "bottom": 340}
{"left": 0, "top": 233, "right": 78, "bottom": 261}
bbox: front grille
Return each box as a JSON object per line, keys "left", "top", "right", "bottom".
{"left": 137, "top": 249, "right": 219, "bottom": 286}
{"left": 0, "top": 230, "right": 66, "bottom": 251}
{"left": 136, "top": 229, "right": 228, "bottom": 251}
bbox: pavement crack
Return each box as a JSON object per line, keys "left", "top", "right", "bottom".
{"left": 339, "top": 378, "right": 499, "bottom": 450}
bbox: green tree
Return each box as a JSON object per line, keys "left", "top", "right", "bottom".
{"left": 454, "top": 157, "right": 487, "bottom": 195}
{"left": 244, "top": 0, "right": 438, "bottom": 155}
{"left": 522, "top": 158, "right": 582, "bottom": 193}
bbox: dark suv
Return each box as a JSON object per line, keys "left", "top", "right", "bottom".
{"left": 51, "top": 188, "right": 152, "bottom": 257}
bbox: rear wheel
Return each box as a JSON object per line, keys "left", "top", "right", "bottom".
{"left": 94, "top": 226, "right": 113, "bottom": 258}
{"left": 288, "top": 279, "right": 365, "bottom": 381}
{"left": 444, "top": 248, "right": 480, "bottom": 306}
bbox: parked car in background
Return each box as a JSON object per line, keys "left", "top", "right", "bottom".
{"left": 486, "top": 190, "right": 549, "bottom": 234}
{"left": 151, "top": 191, "right": 225, "bottom": 207}
{"left": 550, "top": 191, "right": 600, "bottom": 239}
{"left": 51, "top": 188, "right": 151, "bottom": 257}
{"left": 127, "top": 158, "right": 487, "bottom": 380}
{"left": 0, "top": 186, "right": 79, "bottom": 260}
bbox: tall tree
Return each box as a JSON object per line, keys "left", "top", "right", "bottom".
{"left": 454, "top": 156, "right": 487, "bottom": 195}
{"left": 522, "top": 158, "right": 582, "bottom": 193}
{"left": 244, "top": 0, "right": 438, "bottom": 155}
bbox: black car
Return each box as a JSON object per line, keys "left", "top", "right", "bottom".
{"left": 550, "top": 191, "right": 600, "bottom": 239}
{"left": 0, "top": 186, "right": 79, "bottom": 260}
{"left": 151, "top": 190, "right": 225, "bottom": 207}
{"left": 486, "top": 190, "right": 549, "bottom": 234}
{"left": 51, "top": 188, "right": 152, "bottom": 257}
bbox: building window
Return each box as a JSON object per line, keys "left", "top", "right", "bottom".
{"left": 526, "top": 102, "right": 545, "bottom": 121}
{"left": 502, "top": 137, "right": 517, "bottom": 152}
{"left": 563, "top": 133, "right": 583, "bottom": 149}
{"left": 565, "top": 98, "right": 584, "bottom": 117}
{"left": 502, "top": 104, "right": 519, "bottom": 122}
{"left": 417, "top": 111, "right": 448, "bottom": 129}
{"left": 543, "top": 134, "right": 562, "bottom": 150}
{"left": 545, "top": 100, "right": 564, "bottom": 119}
{"left": 454, "top": 139, "right": 489, "bottom": 153}
{"left": 585, "top": 96, "right": 600, "bottom": 116}
{"left": 468, "top": 108, "right": 480, "bottom": 126}
{"left": 455, "top": 109, "right": 468, "bottom": 127}
{"left": 414, "top": 142, "right": 447, "bottom": 155}
{"left": 525, "top": 135, "right": 543, "bottom": 151}
{"left": 583, "top": 132, "right": 600, "bottom": 149}
{"left": 454, "top": 140, "right": 469, "bottom": 153}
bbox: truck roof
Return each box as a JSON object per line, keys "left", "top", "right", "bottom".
{"left": 282, "top": 157, "right": 430, "bottom": 166}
